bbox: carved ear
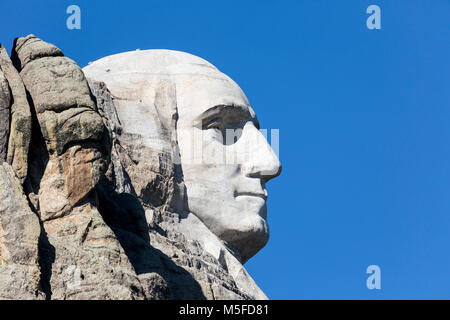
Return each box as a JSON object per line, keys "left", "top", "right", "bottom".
{"left": 154, "top": 79, "right": 177, "bottom": 133}
{"left": 154, "top": 79, "right": 187, "bottom": 212}
{"left": 153, "top": 79, "right": 181, "bottom": 170}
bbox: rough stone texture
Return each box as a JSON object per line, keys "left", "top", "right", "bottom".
{"left": 40, "top": 194, "right": 150, "bottom": 300}
{"left": 13, "top": 35, "right": 104, "bottom": 157}
{"left": 0, "top": 162, "right": 43, "bottom": 299}
{"left": 0, "top": 68, "right": 9, "bottom": 162}
{"left": 0, "top": 44, "right": 32, "bottom": 182}
{"left": 0, "top": 36, "right": 278, "bottom": 300}
{"left": 13, "top": 35, "right": 108, "bottom": 217}
{"left": 11, "top": 35, "right": 161, "bottom": 300}
{"left": 87, "top": 76, "right": 268, "bottom": 299}
{"left": 83, "top": 50, "right": 281, "bottom": 266}
{"left": 11, "top": 34, "right": 63, "bottom": 71}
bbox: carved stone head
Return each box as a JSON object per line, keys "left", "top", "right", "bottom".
{"left": 84, "top": 50, "right": 281, "bottom": 263}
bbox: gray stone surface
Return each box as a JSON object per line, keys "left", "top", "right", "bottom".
{"left": 0, "top": 36, "right": 280, "bottom": 300}
{"left": 90, "top": 80, "right": 250, "bottom": 299}
{"left": 0, "top": 162, "right": 43, "bottom": 300}
{"left": 13, "top": 36, "right": 104, "bottom": 157}
{"left": 83, "top": 50, "right": 281, "bottom": 266}
{"left": 0, "top": 68, "right": 9, "bottom": 162}
{"left": 0, "top": 43, "right": 32, "bottom": 182}
{"left": 12, "top": 35, "right": 162, "bottom": 300}
{"left": 11, "top": 34, "right": 63, "bottom": 72}
{"left": 84, "top": 50, "right": 281, "bottom": 299}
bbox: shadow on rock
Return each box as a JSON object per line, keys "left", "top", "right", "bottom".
{"left": 96, "top": 178, "right": 206, "bottom": 300}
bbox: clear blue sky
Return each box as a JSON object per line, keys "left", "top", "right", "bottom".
{"left": 1, "top": 0, "right": 449, "bottom": 299}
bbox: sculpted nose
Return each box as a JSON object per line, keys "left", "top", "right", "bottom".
{"left": 240, "top": 123, "right": 282, "bottom": 182}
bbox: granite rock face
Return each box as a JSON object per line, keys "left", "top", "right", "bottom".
{"left": 11, "top": 35, "right": 150, "bottom": 300}
{"left": 13, "top": 35, "right": 108, "bottom": 217}
{"left": 0, "top": 43, "right": 32, "bottom": 181}
{"left": 89, "top": 80, "right": 259, "bottom": 299}
{"left": 83, "top": 50, "right": 281, "bottom": 266}
{"left": 0, "top": 35, "right": 280, "bottom": 300}
{"left": 0, "top": 162, "right": 42, "bottom": 299}
{"left": 0, "top": 68, "right": 9, "bottom": 162}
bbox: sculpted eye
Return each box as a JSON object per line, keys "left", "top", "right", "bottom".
{"left": 204, "top": 118, "right": 224, "bottom": 132}
{"left": 200, "top": 107, "right": 251, "bottom": 145}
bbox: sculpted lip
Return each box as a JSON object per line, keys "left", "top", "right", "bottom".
{"left": 236, "top": 192, "right": 268, "bottom": 201}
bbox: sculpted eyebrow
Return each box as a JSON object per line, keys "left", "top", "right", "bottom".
{"left": 198, "top": 104, "right": 252, "bottom": 124}
{"left": 198, "top": 105, "right": 225, "bottom": 122}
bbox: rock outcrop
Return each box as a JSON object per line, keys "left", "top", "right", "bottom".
{"left": 86, "top": 74, "right": 267, "bottom": 300}
{"left": 0, "top": 162, "right": 42, "bottom": 299}
{"left": 0, "top": 68, "right": 9, "bottom": 162}
{"left": 0, "top": 35, "right": 277, "bottom": 300}
{"left": 0, "top": 43, "right": 32, "bottom": 182}
{"left": 10, "top": 35, "right": 153, "bottom": 300}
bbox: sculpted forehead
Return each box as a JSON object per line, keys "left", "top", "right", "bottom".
{"left": 83, "top": 49, "right": 250, "bottom": 116}
{"left": 175, "top": 75, "right": 250, "bottom": 124}
{"left": 84, "top": 49, "right": 228, "bottom": 85}
{"left": 84, "top": 49, "right": 217, "bottom": 75}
